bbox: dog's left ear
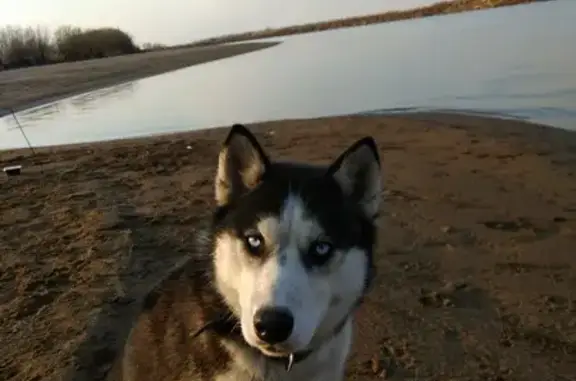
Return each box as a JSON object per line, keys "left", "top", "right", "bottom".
{"left": 215, "top": 124, "right": 270, "bottom": 206}
{"left": 327, "top": 137, "right": 382, "bottom": 219}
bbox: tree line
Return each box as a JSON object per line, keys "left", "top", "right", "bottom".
{"left": 0, "top": 25, "right": 141, "bottom": 70}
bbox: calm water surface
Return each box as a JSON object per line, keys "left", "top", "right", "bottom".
{"left": 1, "top": 0, "right": 575, "bottom": 149}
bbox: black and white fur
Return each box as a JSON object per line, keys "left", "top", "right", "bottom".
{"left": 110, "top": 124, "right": 382, "bottom": 381}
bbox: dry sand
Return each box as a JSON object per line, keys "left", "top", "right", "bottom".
{"left": 0, "top": 42, "right": 276, "bottom": 117}
{"left": 1, "top": 113, "right": 575, "bottom": 381}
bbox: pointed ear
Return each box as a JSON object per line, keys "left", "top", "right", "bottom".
{"left": 327, "top": 137, "right": 382, "bottom": 219}
{"left": 215, "top": 124, "right": 270, "bottom": 206}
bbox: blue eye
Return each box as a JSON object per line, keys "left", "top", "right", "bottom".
{"left": 247, "top": 235, "right": 262, "bottom": 249}
{"left": 313, "top": 242, "right": 332, "bottom": 256}
{"left": 307, "top": 240, "right": 334, "bottom": 266}
{"left": 244, "top": 232, "right": 264, "bottom": 255}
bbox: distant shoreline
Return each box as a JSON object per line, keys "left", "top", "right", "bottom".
{"left": 188, "top": 0, "right": 553, "bottom": 46}
{"left": 0, "top": 42, "right": 276, "bottom": 118}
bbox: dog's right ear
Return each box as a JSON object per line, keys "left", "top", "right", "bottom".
{"left": 215, "top": 124, "right": 270, "bottom": 206}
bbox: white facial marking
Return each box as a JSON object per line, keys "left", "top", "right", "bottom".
{"left": 213, "top": 193, "right": 368, "bottom": 355}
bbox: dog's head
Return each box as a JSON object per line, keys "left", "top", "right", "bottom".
{"left": 212, "top": 124, "right": 382, "bottom": 357}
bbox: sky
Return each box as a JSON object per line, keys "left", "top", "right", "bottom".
{"left": 0, "top": 0, "right": 438, "bottom": 45}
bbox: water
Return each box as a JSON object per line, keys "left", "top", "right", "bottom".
{"left": 1, "top": 0, "right": 575, "bottom": 150}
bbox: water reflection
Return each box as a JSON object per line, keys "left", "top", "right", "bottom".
{"left": 4, "top": 103, "right": 62, "bottom": 130}
{"left": 68, "top": 82, "right": 136, "bottom": 112}
{"left": 9, "top": 82, "right": 137, "bottom": 131}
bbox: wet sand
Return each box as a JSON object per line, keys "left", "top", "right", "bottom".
{"left": 0, "top": 42, "right": 277, "bottom": 117}
{"left": 1, "top": 113, "right": 575, "bottom": 380}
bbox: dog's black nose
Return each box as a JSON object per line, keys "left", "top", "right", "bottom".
{"left": 253, "top": 307, "right": 294, "bottom": 344}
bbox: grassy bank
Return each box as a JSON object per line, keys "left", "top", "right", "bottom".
{"left": 0, "top": 42, "right": 277, "bottom": 118}
{"left": 0, "top": 26, "right": 139, "bottom": 70}
{"left": 189, "top": 0, "right": 552, "bottom": 46}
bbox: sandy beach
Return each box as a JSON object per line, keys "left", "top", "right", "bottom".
{"left": 1, "top": 112, "right": 575, "bottom": 380}
{"left": 0, "top": 42, "right": 276, "bottom": 117}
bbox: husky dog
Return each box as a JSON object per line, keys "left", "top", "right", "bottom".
{"left": 110, "top": 124, "right": 382, "bottom": 381}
